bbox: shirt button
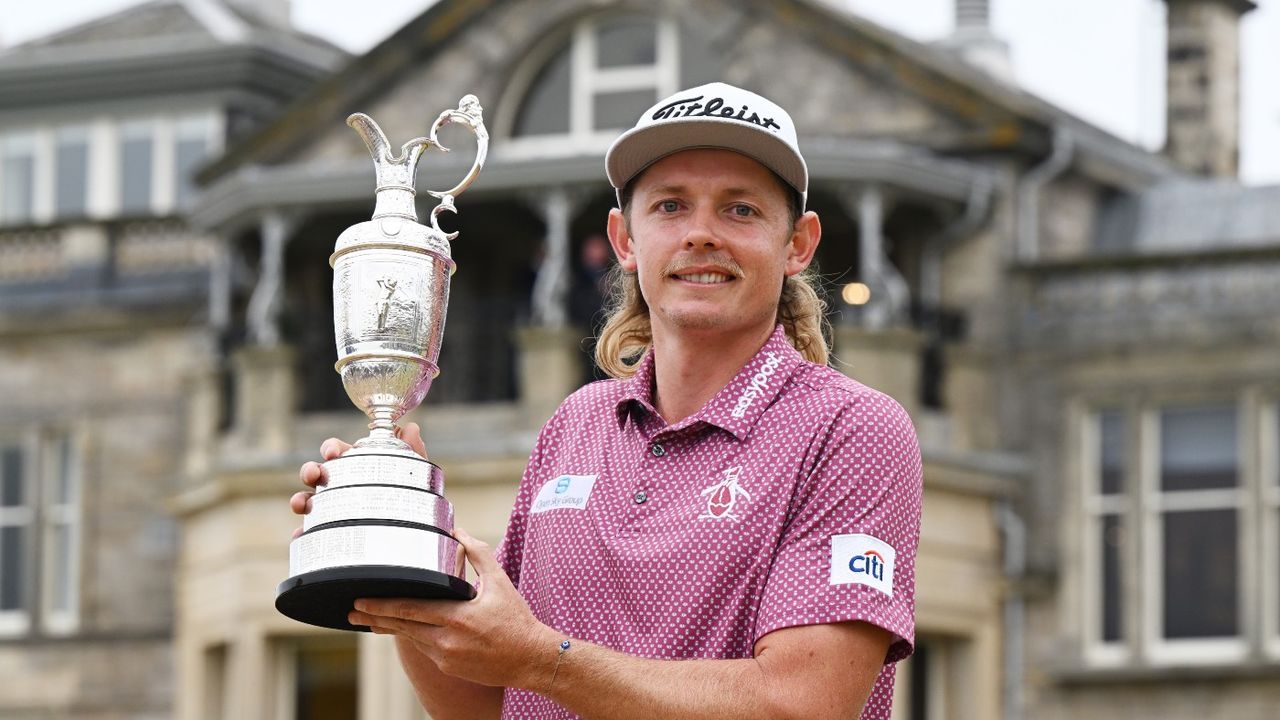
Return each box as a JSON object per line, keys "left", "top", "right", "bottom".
{"left": 649, "top": 443, "right": 666, "bottom": 457}
{"left": 633, "top": 490, "right": 648, "bottom": 504}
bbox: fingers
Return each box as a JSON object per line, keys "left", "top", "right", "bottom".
{"left": 454, "top": 527, "right": 501, "bottom": 578}
{"left": 320, "top": 437, "right": 352, "bottom": 461}
{"left": 289, "top": 490, "right": 314, "bottom": 515}
{"left": 299, "top": 460, "right": 327, "bottom": 489}
{"left": 291, "top": 526, "right": 304, "bottom": 540}
{"left": 400, "top": 422, "right": 429, "bottom": 459}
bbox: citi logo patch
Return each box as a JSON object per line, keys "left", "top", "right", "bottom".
{"left": 830, "top": 533, "right": 896, "bottom": 597}
{"left": 531, "top": 474, "right": 597, "bottom": 514}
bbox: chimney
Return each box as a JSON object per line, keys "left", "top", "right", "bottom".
{"left": 1163, "top": 0, "right": 1256, "bottom": 177}
{"left": 939, "top": 0, "right": 1014, "bottom": 82}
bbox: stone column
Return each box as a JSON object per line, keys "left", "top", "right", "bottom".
{"left": 517, "top": 188, "right": 590, "bottom": 428}
{"left": 230, "top": 344, "right": 297, "bottom": 455}
{"left": 246, "top": 210, "right": 293, "bottom": 347}
{"left": 833, "top": 325, "right": 923, "bottom": 419}
{"left": 840, "top": 185, "right": 910, "bottom": 330}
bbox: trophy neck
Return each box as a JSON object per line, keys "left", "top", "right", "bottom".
{"left": 372, "top": 186, "right": 418, "bottom": 221}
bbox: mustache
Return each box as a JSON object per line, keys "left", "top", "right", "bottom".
{"left": 661, "top": 255, "right": 744, "bottom": 278}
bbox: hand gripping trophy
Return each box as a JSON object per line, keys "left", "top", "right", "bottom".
{"left": 276, "top": 96, "right": 488, "bottom": 631}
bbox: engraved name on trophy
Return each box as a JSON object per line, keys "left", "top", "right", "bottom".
{"left": 275, "top": 96, "right": 488, "bottom": 631}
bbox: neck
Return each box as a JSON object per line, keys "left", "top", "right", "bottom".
{"left": 650, "top": 321, "right": 777, "bottom": 424}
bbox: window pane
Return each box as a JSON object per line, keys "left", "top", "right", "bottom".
{"left": 514, "top": 46, "right": 571, "bottom": 137}
{"left": 48, "top": 523, "right": 72, "bottom": 613}
{"left": 55, "top": 135, "right": 89, "bottom": 218}
{"left": 2, "top": 153, "right": 34, "bottom": 223}
{"left": 1163, "top": 509, "right": 1237, "bottom": 639}
{"left": 1099, "top": 410, "right": 1125, "bottom": 495}
{"left": 0, "top": 526, "right": 25, "bottom": 611}
{"left": 120, "top": 134, "right": 153, "bottom": 214}
{"left": 294, "top": 638, "right": 358, "bottom": 720}
{"left": 1160, "top": 405, "right": 1237, "bottom": 491}
{"left": 593, "top": 89, "right": 657, "bottom": 131}
{"left": 51, "top": 435, "right": 73, "bottom": 506}
{"left": 175, "top": 136, "right": 208, "bottom": 208}
{"left": 596, "top": 17, "right": 656, "bottom": 67}
{"left": 2, "top": 447, "right": 23, "bottom": 507}
{"left": 1101, "top": 514, "right": 1124, "bottom": 642}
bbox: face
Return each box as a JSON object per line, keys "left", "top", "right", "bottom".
{"left": 607, "top": 148, "right": 820, "bottom": 341}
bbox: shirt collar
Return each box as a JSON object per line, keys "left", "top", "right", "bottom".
{"left": 614, "top": 325, "right": 804, "bottom": 441}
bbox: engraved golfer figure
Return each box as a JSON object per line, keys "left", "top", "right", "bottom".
{"left": 375, "top": 277, "right": 398, "bottom": 332}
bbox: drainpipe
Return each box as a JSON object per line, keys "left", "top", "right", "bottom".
{"left": 1016, "top": 125, "right": 1073, "bottom": 262}
{"left": 996, "top": 498, "right": 1027, "bottom": 720}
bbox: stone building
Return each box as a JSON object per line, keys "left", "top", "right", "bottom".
{"left": 2, "top": 0, "right": 1277, "bottom": 718}
{"left": 0, "top": 1, "right": 346, "bottom": 717}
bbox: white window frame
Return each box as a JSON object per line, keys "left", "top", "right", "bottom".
{"left": 1079, "top": 396, "right": 1264, "bottom": 668}
{"left": 39, "top": 430, "right": 82, "bottom": 636}
{"left": 1141, "top": 402, "right": 1248, "bottom": 665}
{"left": 498, "top": 14, "right": 681, "bottom": 160}
{"left": 1080, "top": 406, "right": 1134, "bottom": 666}
{"left": 1262, "top": 397, "right": 1280, "bottom": 659}
{"left": 0, "top": 131, "right": 42, "bottom": 227}
{"left": 0, "top": 428, "right": 82, "bottom": 637}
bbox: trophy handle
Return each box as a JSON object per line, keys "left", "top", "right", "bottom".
{"left": 425, "top": 95, "right": 489, "bottom": 240}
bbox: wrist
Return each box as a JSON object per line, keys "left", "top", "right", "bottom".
{"left": 518, "top": 624, "right": 569, "bottom": 694}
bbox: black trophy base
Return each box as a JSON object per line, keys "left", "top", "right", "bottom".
{"left": 275, "top": 565, "right": 476, "bottom": 632}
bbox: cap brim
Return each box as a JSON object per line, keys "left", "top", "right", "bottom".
{"left": 606, "top": 118, "right": 808, "bottom": 197}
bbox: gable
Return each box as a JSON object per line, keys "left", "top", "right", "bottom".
{"left": 206, "top": 0, "right": 1041, "bottom": 182}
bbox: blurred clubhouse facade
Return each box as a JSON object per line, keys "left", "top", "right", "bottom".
{"left": 1, "top": 0, "right": 1278, "bottom": 718}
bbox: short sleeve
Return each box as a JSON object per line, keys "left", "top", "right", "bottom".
{"left": 754, "top": 390, "right": 923, "bottom": 663}
{"left": 494, "top": 403, "right": 568, "bottom": 589}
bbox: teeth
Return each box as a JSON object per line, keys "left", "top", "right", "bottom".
{"left": 677, "top": 272, "right": 731, "bottom": 284}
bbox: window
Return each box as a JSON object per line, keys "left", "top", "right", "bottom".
{"left": 1, "top": 133, "right": 37, "bottom": 225}
{"left": 0, "top": 431, "right": 81, "bottom": 637}
{"left": 55, "top": 127, "right": 90, "bottom": 219}
{"left": 1083, "top": 409, "right": 1129, "bottom": 660}
{"left": 174, "top": 117, "right": 214, "bottom": 209}
{"left": 1081, "top": 399, "right": 1264, "bottom": 665}
{"left": 507, "top": 14, "right": 679, "bottom": 154}
{"left": 120, "top": 121, "right": 154, "bottom": 215}
{"left": 272, "top": 635, "right": 358, "bottom": 720}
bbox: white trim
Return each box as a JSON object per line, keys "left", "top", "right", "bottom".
{"left": 153, "top": 116, "right": 176, "bottom": 216}
{"left": 1262, "top": 399, "right": 1280, "bottom": 658}
{"left": 39, "top": 430, "right": 81, "bottom": 636}
{"left": 31, "top": 129, "right": 55, "bottom": 225}
{"left": 0, "top": 433, "right": 36, "bottom": 637}
{"left": 87, "top": 117, "right": 118, "bottom": 220}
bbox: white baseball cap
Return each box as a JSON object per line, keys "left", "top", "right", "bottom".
{"left": 605, "top": 82, "right": 808, "bottom": 207}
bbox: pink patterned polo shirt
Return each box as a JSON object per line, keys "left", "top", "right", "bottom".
{"left": 495, "top": 325, "right": 923, "bottom": 719}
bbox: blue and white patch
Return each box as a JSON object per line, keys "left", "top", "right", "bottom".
{"left": 830, "top": 533, "right": 896, "bottom": 597}
{"left": 531, "top": 474, "right": 598, "bottom": 514}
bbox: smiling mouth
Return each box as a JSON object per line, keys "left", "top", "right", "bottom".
{"left": 672, "top": 272, "right": 734, "bottom": 284}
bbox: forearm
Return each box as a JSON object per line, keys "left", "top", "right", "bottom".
{"left": 529, "top": 635, "right": 848, "bottom": 720}
{"left": 396, "top": 636, "right": 504, "bottom": 720}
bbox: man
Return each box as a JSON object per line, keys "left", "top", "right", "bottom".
{"left": 293, "top": 82, "right": 922, "bottom": 719}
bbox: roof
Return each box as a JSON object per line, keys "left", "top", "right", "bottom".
{"left": 198, "top": 0, "right": 1181, "bottom": 189}
{"left": 0, "top": 0, "right": 349, "bottom": 110}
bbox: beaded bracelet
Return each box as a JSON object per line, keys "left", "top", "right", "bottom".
{"left": 549, "top": 639, "right": 572, "bottom": 689}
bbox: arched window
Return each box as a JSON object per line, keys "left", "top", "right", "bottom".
{"left": 505, "top": 14, "right": 681, "bottom": 154}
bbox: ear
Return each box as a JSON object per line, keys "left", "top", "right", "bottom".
{"left": 784, "top": 210, "right": 821, "bottom": 277}
{"left": 607, "top": 208, "right": 638, "bottom": 273}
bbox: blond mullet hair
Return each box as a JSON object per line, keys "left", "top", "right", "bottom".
{"left": 593, "top": 267, "right": 830, "bottom": 378}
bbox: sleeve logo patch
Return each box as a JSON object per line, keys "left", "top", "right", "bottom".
{"left": 830, "top": 533, "right": 896, "bottom": 597}
{"left": 531, "top": 474, "right": 598, "bottom": 514}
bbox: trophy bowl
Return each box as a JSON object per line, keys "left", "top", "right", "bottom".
{"left": 276, "top": 96, "right": 488, "bottom": 631}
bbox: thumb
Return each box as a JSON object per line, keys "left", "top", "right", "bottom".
{"left": 454, "top": 526, "right": 501, "bottom": 577}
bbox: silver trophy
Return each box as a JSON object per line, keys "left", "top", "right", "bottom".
{"left": 276, "top": 96, "right": 488, "bottom": 631}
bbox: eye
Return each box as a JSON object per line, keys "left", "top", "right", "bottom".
{"left": 659, "top": 200, "right": 680, "bottom": 213}
{"left": 730, "top": 204, "right": 756, "bottom": 217}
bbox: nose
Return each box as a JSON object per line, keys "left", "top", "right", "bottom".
{"left": 683, "top": 206, "right": 723, "bottom": 250}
